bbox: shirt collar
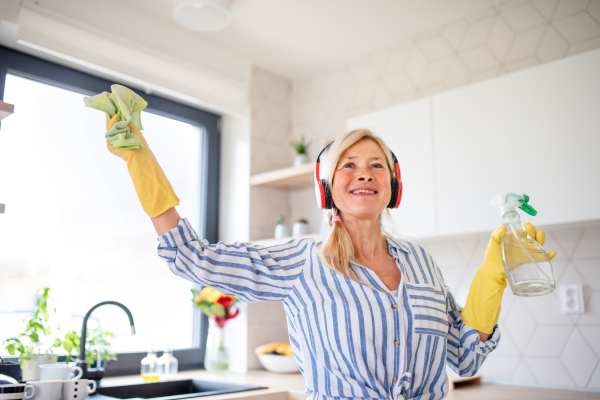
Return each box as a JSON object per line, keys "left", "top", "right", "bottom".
{"left": 385, "top": 236, "right": 412, "bottom": 255}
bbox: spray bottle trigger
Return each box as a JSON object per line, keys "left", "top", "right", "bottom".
{"left": 518, "top": 194, "right": 537, "bottom": 216}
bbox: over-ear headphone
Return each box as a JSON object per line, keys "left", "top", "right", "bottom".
{"left": 314, "top": 142, "right": 403, "bottom": 210}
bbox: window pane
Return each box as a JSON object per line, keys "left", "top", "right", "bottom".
{"left": 0, "top": 74, "right": 203, "bottom": 353}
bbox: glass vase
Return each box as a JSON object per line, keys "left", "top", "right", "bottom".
{"left": 204, "top": 319, "right": 229, "bottom": 373}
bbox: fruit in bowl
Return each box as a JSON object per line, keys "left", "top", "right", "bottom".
{"left": 255, "top": 342, "right": 299, "bottom": 373}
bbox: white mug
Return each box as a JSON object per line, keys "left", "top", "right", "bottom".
{"left": 38, "top": 364, "right": 83, "bottom": 381}
{"left": 0, "top": 384, "right": 35, "bottom": 399}
{"left": 62, "top": 380, "right": 96, "bottom": 400}
{"left": 26, "top": 380, "right": 62, "bottom": 400}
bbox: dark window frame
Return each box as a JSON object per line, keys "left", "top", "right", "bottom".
{"left": 0, "top": 45, "right": 218, "bottom": 374}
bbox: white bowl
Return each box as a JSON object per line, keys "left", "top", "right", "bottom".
{"left": 257, "top": 354, "right": 299, "bottom": 373}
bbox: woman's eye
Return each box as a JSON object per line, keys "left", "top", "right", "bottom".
{"left": 372, "top": 163, "right": 384, "bottom": 168}
{"left": 343, "top": 163, "right": 354, "bottom": 168}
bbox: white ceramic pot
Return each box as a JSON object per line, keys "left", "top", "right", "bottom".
{"left": 292, "top": 222, "right": 310, "bottom": 237}
{"left": 294, "top": 153, "right": 309, "bottom": 167}
{"left": 274, "top": 224, "right": 291, "bottom": 239}
{"left": 21, "top": 355, "right": 58, "bottom": 381}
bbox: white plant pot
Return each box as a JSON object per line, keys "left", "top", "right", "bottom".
{"left": 292, "top": 222, "right": 310, "bottom": 237}
{"left": 274, "top": 224, "right": 291, "bottom": 239}
{"left": 22, "top": 354, "right": 58, "bottom": 381}
{"left": 294, "top": 153, "right": 309, "bottom": 167}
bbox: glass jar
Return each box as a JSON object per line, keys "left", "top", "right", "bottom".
{"left": 204, "top": 319, "right": 229, "bottom": 373}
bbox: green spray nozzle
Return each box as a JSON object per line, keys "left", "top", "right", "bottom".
{"left": 491, "top": 192, "right": 538, "bottom": 216}
{"left": 518, "top": 194, "right": 537, "bottom": 216}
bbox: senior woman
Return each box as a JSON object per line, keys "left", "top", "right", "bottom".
{"left": 105, "top": 113, "right": 555, "bottom": 399}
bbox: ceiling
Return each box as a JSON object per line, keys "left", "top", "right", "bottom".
{"left": 27, "top": 0, "right": 502, "bottom": 79}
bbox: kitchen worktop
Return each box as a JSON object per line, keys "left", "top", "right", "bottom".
{"left": 100, "top": 370, "right": 600, "bottom": 399}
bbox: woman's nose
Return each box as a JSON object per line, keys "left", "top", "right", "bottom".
{"left": 357, "top": 169, "right": 373, "bottom": 181}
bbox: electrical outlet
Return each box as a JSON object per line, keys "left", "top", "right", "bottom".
{"left": 559, "top": 284, "right": 585, "bottom": 314}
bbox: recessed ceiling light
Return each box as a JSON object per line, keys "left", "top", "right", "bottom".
{"left": 173, "top": 0, "right": 232, "bottom": 32}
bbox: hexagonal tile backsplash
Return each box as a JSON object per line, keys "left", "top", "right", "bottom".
{"left": 416, "top": 223, "right": 600, "bottom": 390}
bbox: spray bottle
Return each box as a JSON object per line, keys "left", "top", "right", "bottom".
{"left": 490, "top": 193, "right": 556, "bottom": 297}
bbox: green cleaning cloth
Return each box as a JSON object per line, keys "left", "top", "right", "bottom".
{"left": 83, "top": 84, "right": 147, "bottom": 149}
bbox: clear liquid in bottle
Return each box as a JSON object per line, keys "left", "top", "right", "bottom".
{"left": 501, "top": 211, "right": 556, "bottom": 297}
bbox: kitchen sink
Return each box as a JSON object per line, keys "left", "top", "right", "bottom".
{"left": 91, "top": 379, "right": 268, "bottom": 399}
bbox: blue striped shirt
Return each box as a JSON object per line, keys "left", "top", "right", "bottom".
{"left": 157, "top": 218, "right": 500, "bottom": 400}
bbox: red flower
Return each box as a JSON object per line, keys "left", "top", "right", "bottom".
{"left": 216, "top": 296, "right": 233, "bottom": 309}
{"left": 213, "top": 316, "right": 228, "bottom": 328}
{"left": 212, "top": 307, "right": 239, "bottom": 328}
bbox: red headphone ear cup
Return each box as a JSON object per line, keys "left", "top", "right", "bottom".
{"left": 396, "top": 180, "right": 403, "bottom": 208}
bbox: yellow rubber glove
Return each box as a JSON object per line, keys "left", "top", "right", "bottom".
{"left": 461, "top": 222, "right": 556, "bottom": 334}
{"left": 106, "top": 114, "right": 180, "bottom": 218}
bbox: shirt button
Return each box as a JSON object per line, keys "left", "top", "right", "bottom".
{"left": 391, "top": 303, "right": 398, "bottom": 309}
{"left": 392, "top": 376, "right": 398, "bottom": 382}
{"left": 394, "top": 339, "right": 400, "bottom": 346}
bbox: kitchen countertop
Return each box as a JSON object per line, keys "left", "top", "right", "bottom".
{"left": 100, "top": 370, "right": 600, "bottom": 399}
{"left": 100, "top": 369, "right": 306, "bottom": 399}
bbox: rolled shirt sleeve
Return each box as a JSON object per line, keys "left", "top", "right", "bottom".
{"left": 431, "top": 258, "right": 501, "bottom": 377}
{"left": 157, "top": 217, "right": 310, "bottom": 303}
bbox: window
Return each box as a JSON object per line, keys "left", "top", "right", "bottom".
{"left": 0, "top": 46, "right": 220, "bottom": 372}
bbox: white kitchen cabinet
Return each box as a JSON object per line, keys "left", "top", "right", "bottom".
{"left": 347, "top": 98, "right": 437, "bottom": 238}
{"left": 432, "top": 48, "right": 600, "bottom": 235}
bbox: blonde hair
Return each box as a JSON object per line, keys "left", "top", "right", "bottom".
{"left": 319, "top": 129, "right": 398, "bottom": 283}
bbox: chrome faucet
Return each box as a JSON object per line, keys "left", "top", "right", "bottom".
{"left": 77, "top": 301, "right": 135, "bottom": 382}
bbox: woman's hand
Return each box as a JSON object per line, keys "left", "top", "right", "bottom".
{"left": 106, "top": 114, "right": 148, "bottom": 161}
{"left": 462, "top": 223, "right": 556, "bottom": 336}
{"left": 104, "top": 114, "right": 180, "bottom": 219}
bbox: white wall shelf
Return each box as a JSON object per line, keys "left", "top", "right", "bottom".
{"left": 0, "top": 100, "right": 15, "bottom": 121}
{"left": 250, "top": 163, "right": 314, "bottom": 190}
{"left": 252, "top": 233, "right": 323, "bottom": 247}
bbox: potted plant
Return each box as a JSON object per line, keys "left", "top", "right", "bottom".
{"left": 290, "top": 135, "right": 311, "bottom": 166}
{"left": 292, "top": 218, "right": 310, "bottom": 237}
{"left": 192, "top": 287, "right": 239, "bottom": 373}
{"left": 62, "top": 328, "right": 117, "bottom": 369}
{"left": 274, "top": 214, "right": 291, "bottom": 239}
{"left": 3, "top": 288, "right": 61, "bottom": 381}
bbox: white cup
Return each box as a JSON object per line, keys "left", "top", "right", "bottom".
{"left": 62, "top": 380, "right": 96, "bottom": 400}
{"left": 38, "top": 365, "right": 83, "bottom": 381}
{"left": 0, "top": 384, "right": 35, "bottom": 399}
{"left": 26, "top": 380, "right": 62, "bottom": 400}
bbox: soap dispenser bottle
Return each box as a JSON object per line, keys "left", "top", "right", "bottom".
{"left": 140, "top": 345, "right": 160, "bottom": 382}
{"left": 490, "top": 192, "right": 556, "bottom": 296}
{"left": 158, "top": 346, "right": 178, "bottom": 379}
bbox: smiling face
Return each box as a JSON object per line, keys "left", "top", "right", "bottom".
{"left": 331, "top": 139, "right": 392, "bottom": 219}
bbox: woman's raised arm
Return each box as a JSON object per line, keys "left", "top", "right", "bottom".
{"left": 157, "top": 217, "right": 312, "bottom": 303}
{"left": 152, "top": 207, "right": 181, "bottom": 236}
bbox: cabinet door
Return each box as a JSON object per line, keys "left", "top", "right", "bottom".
{"left": 347, "top": 98, "right": 437, "bottom": 238}
{"left": 433, "top": 49, "right": 600, "bottom": 235}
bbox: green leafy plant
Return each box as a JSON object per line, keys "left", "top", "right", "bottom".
{"left": 275, "top": 214, "right": 285, "bottom": 225}
{"left": 61, "top": 329, "right": 118, "bottom": 366}
{"left": 290, "top": 135, "right": 311, "bottom": 155}
{"left": 3, "top": 288, "right": 60, "bottom": 363}
{"left": 296, "top": 218, "right": 308, "bottom": 224}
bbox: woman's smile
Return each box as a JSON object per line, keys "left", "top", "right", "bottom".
{"left": 349, "top": 186, "right": 378, "bottom": 195}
